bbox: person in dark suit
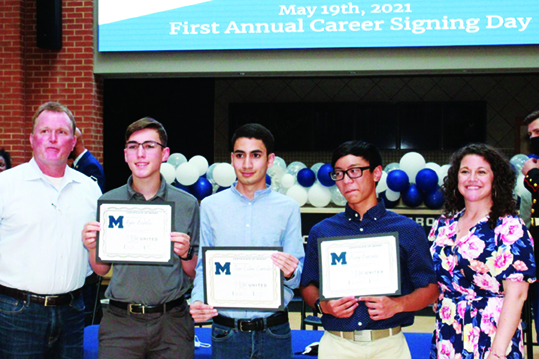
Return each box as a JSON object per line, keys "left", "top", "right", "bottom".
{"left": 72, "top": 128, "right": 105, "bottom": 192}
{"left": 71, "top": 127, "right": 106, "bottom": 326}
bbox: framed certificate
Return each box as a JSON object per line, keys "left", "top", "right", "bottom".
{"left": 203, "top": 247, "right": 284, "bottom": 311}
{"left": 318, "top": 232, "right": 401, "bottom": 300}
{"left": 96, "top": 200, "right": 174, "bottom": 265}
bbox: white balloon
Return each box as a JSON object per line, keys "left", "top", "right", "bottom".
{"left": 286, "top": 161, "right": 307, "bottom": 176}
{"left": 515, "top": 173, "right": 528, "bottom": 197}
{"left": 399, "top": 152, "right": 426, "bottom": 183}
{"left": 206, "top": 163, "right": 219, "bottom": 184}
{"left": 160, "top": 163, "right": 176, "bottom": 184}
{"left": 510, "top": 154, "right": 529, "bottom": 173}
{"left": 213, "top": 163, "right": 236, "bottom": 187}
{"left": 425, "top": 162, "right": 441, "bottom": 173}
{"left": 376, "top": 171, "right": 388, "bottom": 194}
{"left": 438, "top": 164, "right": 451, "bottom": 186}
{"left": 189, "top": 155, "right": 209, "bottom": 176}
{"left": 286, "top": 185, "right": 308, "bottom": 207}
{"left": 330, "top": 185, "right": 347, "bottom": 206}
{"left": 308, "top": 183, "right": 332, "bottom": 208}
{"left": 280, "top": 173, "right": 296, "bottom": 189}
{"left": 167, "top": 153, "right": 187, "bottom": 168}
{"left": 311, "top": 162, "right": 324, "bottom": 174}
{"left": 273, "top": 156, "right": 287, "bottom": 169}
{"left": 386, "top": 188, "right": 401, "bottom": 201}
{"left": 267, "top": 165, "right": 285, "bottom": 179}
{"left": 270, "top": 179, "right": 282, "bottom": 193}
{"left": 175, "top": 162, "right": 199, "bottom": 186}
{"left": 384, "top": 162, "right": 400, "bottom": 173}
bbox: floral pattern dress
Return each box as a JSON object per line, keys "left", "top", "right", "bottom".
{"left": 429, "top": 211, "right": 536, "bottom": 359}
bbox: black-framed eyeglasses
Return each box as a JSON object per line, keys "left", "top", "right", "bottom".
{"left": 330, "top": 166, "right": 371, "bottom": 181}
{"left": 125, "top": 140, "right": 165, "bottom": 152}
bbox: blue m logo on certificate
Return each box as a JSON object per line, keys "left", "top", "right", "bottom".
{"left": 318, "top": 232, "right": 401, "bottom": 300}
{"left": 202, "top": 247, "right": 285, "bottom": 311}
{"left": 96, "top": 200, "right": 174, "bottom": 265}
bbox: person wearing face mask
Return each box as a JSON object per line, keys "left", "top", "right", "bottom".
{"left": 521, "top": 110, "right": 539, "bottom": 343}
{"left": 0, "top": 148, "right": 11, "bottom": 173}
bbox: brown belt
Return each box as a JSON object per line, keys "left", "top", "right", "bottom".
{"left": 0, "top": 284, "right": 82, "bottom": 306}
{"left": 328, "top": 326, "right": 401, "bottom": 342}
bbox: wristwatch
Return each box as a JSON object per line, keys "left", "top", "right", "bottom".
{"left": 315, "top": 298, "right": 324, "bottom": 314}
{"left": 179, "top": 246, "right": 194, "bottom": 261}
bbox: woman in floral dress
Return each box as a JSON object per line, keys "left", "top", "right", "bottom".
{"left": 429, "top": 143, "right": 536, "bottom": 359}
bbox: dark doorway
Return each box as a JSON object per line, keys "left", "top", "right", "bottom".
{"left": 103, "top": 78, "right": 215, "bottom": 192}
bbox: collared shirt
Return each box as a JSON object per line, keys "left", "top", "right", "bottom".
{"left": 102, "top": 175, "right": 200, "bottom": 305}
{"left": 191, "top": 184, "right": 305, "bottom": 319}
{"left": 301, "top": 200, "right": 436, "bottom": 331}
{"left": 0, "top": 158, "right": 101, "bottom": 294}
{"left": 73, "top": 149, "right": 88, "bottom": 167}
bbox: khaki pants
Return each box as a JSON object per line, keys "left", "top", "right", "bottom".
{"left": 319, "top": 330, "right": 412, "bottom": 359}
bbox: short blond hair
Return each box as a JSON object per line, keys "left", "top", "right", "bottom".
{"left": 32, "top": 101, "right": 76, "bottom": 133}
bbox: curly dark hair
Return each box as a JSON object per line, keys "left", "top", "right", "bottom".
{"left": 442, "top": 143, "right": 517, "bottom": 229}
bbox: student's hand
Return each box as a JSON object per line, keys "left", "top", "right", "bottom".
{"left": 522, "top": 158, "right": 539, "bottom": 175}
{"left": 82, "top": 221, "right": 101, "bottom": 251}
{"left": 171, "top": 232, "right": 190, "bottom": 258}
{"left": 360, "top": 296, "right": 401, "bottom": 320}
{"left": 190, "top": 301, "right": 218, "bottom": 322}
{"left": 271, "top": 252, "right": 299, "bottom": 279}
{"left": 320, "top": 296, "right": 359, "bottom": 318}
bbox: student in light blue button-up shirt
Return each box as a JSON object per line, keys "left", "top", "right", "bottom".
{"left": 190, "top": 123, "right": 304, "bottom": 359}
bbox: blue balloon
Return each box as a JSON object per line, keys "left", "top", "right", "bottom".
{"left": 387, "top": 169, "right": 409, "bottom": 192}
{"left": 415, "top": 168, "right": 439, "bottom": 193}
{"left": 266, "top": 174, "right": 272, "bottom": 185}
{"left": 297, "top": 168, "right": 316, "bottom": 187}
{"left": 191, "top": 177, "right": 213, "bottom": 200}
{"left": 529, "top": 154, "right": 539, "bottom": 159}
{"left": 424, "top": 187, "right": 444, "bottom": 209}
{"left": 378, "top": 191, "right": 399, "bottom": 209}
{"left": 317, "top": 164, "right": 335, "bottom": 187}
{"left": 401, "top": 184, "right": 423, "bottom": 208}
{"left": 172, "top": 181, "right": 191, "bottom": 194}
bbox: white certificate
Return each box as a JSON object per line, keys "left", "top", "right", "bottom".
{"left": 96, "top": 200, "right": 173, "bottom": 265}
{"left": 318, "top": 233, "right": 401, "bottom": 300}
{"left": 203, "top": 247, "right": 284, "bottom": 311}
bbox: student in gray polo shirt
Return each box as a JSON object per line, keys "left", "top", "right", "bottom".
{"left": 82, "top": 117, "right": 199, "bottom": 359}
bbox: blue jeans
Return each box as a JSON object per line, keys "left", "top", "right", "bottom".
{"left": 211, "top": 321, "right": 292, "bottom": 359}
{"left": 0, "top": 292, "right": 85, "bottom": 359}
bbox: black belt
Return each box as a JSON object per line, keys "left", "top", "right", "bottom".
{"left": 109, "top": 296, "right": 185, "bottom": 314}
{"left": 0, "top": 284, "right": 82, "bottom": 306}
{"left": 213, "top": 312, "right": 288, "bottom": 332}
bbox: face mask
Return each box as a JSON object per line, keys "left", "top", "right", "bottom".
{"left": 531, "top": 137, "right": 539, "bottom": 155}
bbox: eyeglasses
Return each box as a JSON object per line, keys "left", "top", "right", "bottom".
{"left": 125, "top": 141, "right": 165, "bottom": 153}
{"left": 330, "top": 166, "right": 371, "bottom": 181}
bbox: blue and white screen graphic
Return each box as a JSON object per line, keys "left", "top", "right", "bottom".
{"left": 98, "top": 0, "right": 539, "bottom": 52}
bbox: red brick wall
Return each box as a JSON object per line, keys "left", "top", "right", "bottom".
{"left": 0, "top": 0, "right": 103, "bottom": 167}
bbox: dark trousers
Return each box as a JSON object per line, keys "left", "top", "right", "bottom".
{"left": 83, "top": 272, "right": 102, "bottom": 326}
{"left": 97, "top": 300, "right": 195, "bottom": 359}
